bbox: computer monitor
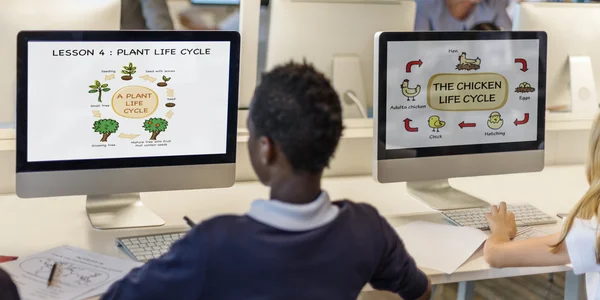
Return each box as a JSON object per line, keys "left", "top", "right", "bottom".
{"left": 0, "top": 0, "right": 120, "bottom": 125}
{"left": 513, "top": 3, "right": 600, "bottom": 118}
{"left": 191, "top": 0, "right": 269, "bottom": 5}
{"left": 373, "top": 31, "right": 547, "bottom": 210}
{"left": 16, "top": 31, "right": 241, "bottom": 229}
{"left": 266, "top": 0, "right": 415, "bottom": 119}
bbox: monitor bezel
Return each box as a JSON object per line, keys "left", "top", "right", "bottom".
{"left": 16, "top": 30, "right": 241, "bottom": 173}
{"left": 376, "top": 31, "right": 547, "bottom": 161}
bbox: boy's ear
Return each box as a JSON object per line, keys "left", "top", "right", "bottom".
{"left": 259, "top": 136, "right": 276, "bottom": 166}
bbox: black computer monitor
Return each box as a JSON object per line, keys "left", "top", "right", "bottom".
{"left": 191, "top": 0, "right": 268, "bottom": 5}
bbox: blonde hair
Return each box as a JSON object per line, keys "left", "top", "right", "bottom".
{"left": 551, "top": 114, "right": 600, "bottom": 261}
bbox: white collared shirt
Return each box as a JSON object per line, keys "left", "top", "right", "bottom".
{"left": 247, "top": 192, "right": 339, "bottom": 231}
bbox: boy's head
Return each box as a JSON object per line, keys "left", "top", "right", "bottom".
{"left": 247, "top": 61, "right": 343, "bottom": 185}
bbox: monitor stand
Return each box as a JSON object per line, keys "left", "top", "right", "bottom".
{"left": 407, "top": 179, "right": 489, "bottom": 211}
{"left": 86, "top": 193, "right": 165, "bottom": 230}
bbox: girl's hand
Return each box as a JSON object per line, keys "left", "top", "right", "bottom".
{"left": 485, "top": 202, "right": 517, "bottom": 239}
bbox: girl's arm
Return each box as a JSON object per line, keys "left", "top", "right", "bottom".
{"left": 483, "top": 202, "right": 571, "bottom": 268}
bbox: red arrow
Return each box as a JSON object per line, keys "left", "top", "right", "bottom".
{"left": 404, "top": 118, "right": 418, "bottom": 132}
{"left": 459, "top": 121, "right": 476, "bottom": 129}
{"left": 515, "top": 58, "right": 528, "bottom": 72}
{"left": 514, "top": 113, "right": 530, "bottom": 126}
{"left": 405, "top": 59, "right": 423, "bottom": 73}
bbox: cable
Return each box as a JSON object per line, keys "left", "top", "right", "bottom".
{"left": 344, "top": 91, "right": 368, "bottom": 118}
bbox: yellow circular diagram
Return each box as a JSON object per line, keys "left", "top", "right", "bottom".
{"left": 111, "top": 85, "right": 159, "bottom": 119}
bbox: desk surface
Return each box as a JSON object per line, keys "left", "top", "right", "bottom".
{"left": 0, "top": 165, "right": 586, "bottom": 285}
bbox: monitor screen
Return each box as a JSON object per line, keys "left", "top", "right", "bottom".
{"left": 379, "top": 34, "right": 545, "bottom": 159}
{"left": 26, "top": 40, "right": 232, "bottom": 162}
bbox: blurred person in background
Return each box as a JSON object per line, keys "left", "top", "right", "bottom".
{"left": 179, "top": 3, "right": 270, "bottom": 81}
{"left": 415, "top": 0, "right": 512, "bottom": 31}
{"left": 121, "top": 0, "right": 174, "bottom": 30}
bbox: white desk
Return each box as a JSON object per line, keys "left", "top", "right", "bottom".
{"left": 0, "top": 165, "right": 587, "bottom": 297}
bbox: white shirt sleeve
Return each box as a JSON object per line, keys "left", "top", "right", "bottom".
{"left": 565, "top": 218, "right": 600, "bottom": 274}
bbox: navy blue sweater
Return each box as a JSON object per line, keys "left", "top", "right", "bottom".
{"left": 102, "top": 200, "right": 428, "bottom": 299}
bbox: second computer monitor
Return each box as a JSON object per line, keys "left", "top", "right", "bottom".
{"left": 513, "top": 3, "right": 600, "bottom": 116}
{"left": 374, "top": 31, "right": 547, "bottom": 210}
{"left": 266, "top": 0, "right": 415, "bottom": 118}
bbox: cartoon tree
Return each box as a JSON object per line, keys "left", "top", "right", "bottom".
{"left": 143, "top": 118, "right": 168, "bottom": 140}
{"left": 157, "top": 75, "right": 171, "bottom": 87}
{"left": 88, "top": 80, "right": 111, "bottom": 102}
{"left": 121, "top": 62, "right": 136, "bottom": 81}
{"left": 93, "top": 119, "right": 119, "bottom": 142}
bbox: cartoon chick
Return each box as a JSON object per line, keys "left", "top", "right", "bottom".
{"left": 428, "top": 115, "right": 446, "bottom": 132}
{"left": 487, "top": 111, "right": 504, "bottom": 130}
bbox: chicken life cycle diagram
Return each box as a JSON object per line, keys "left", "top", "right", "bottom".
{"left": 26, "top": 41, "right": 232, "bottom": 162}
{"left": 385, "top": 39, "right": 540, "bottom": 150}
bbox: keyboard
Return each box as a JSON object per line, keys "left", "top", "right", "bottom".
{"left": 117, "top": 232, "right": 186, "bottom": 262}
{"left": 442, "top": 204, "right": 557, "bottom": 230}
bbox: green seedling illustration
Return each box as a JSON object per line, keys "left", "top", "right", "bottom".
{"left": 143, "top": 117, "right": 168, "bottom": 140}
{"left": 157, "top": 75, "right": 171, "bottom": 87}
{"left": 121, "top": 62, "right": 137, "bottom": 81}
{"left": 88, "top": 80, "right": 111, "bottom": 102}
{"left": 93, "top": 119, "right": 119, "bottom": 142}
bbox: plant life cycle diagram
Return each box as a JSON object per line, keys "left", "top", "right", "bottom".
{"left": 25, "top": 41, "right": 233, "bottom": 163}
{"left": 19, "top": 257, "right": 109, "bottom": 287}
{"left": 386, "top": 39, "right": 540, "bottom": 150}
{"left": 89, "top": 62, "right": 177, "bottom": 147}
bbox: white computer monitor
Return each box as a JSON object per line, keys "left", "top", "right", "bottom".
{"left": 0, "top": 0, "right": 120, "bottom": 125}
{"left": 16, "top": 31, "right": 241, "bottom": 229}
{"left": 513, "top": 3, "right": 600, "bottom": 117}
{"left": 373, "top": 31, "right": 547, "bottom": 210}
{"left": 266, "top": 0, "right": 415, "bottom": 119}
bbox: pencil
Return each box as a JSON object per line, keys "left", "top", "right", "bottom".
{"left": 183, "top": 216, "right": 195, "bottom": 228}
{"left": 47, "top": 262, "right": 58, "bottom": 287}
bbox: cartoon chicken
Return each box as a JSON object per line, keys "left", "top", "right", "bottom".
{"left": 428, "top": 115, "right": 446, "bottom": 132}
{"left": 487, "top": 111, "right": 504, "bottom": 130}
{"left": 401, "top": 79, "right": 421, "bottom": 101}
{"left": 456, "top": 52, "right": 481, "bottom": 70}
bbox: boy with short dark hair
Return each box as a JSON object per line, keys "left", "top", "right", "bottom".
{"left": 102, "top": 61, "right": 431, "bottom": 300}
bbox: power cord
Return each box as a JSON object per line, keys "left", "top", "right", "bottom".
{"left": 343, "top": 91, "right": 368, "bottom": 118}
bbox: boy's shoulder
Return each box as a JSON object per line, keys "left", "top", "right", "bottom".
{"left": 333, "top": 199, "right": 380, "bottom": 214}
{"left": 333, "top": 200, "right": 385, "bottom": 225}
{"left": 185, "top": 214, "right": 259, "bottom": 249}
{"left": 195, "top": 214, "right": 254, "bottom": 232}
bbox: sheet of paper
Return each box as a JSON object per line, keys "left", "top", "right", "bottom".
{"left": 2, "top": 245, "right": 141, "bottom": 300}
{"left": 515, "top": 226, "right": 554, "bottom": 241}
{"left": 395, "top": 221, "right": 488, "bottom": 274}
